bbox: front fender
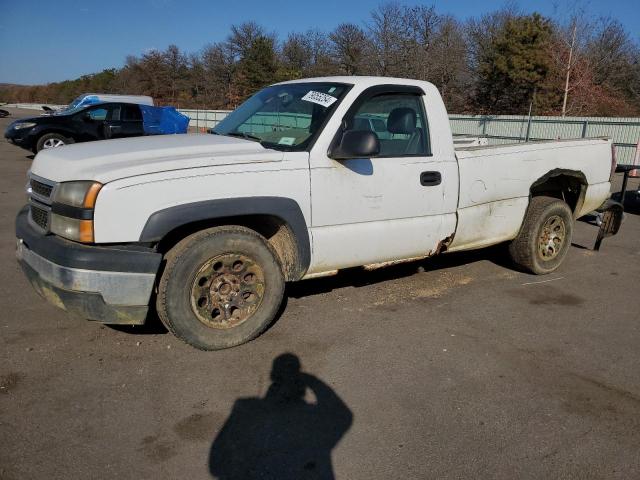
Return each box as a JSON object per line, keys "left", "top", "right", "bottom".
{"left": 139, "top": 196, "right": 311, "bottom": 278}
{"left": 30, "top": 124, "right": 78, "bottom": 140}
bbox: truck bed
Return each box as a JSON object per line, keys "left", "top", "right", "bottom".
{"left": 448, "top": 137, "right": 613, "bottom": 252}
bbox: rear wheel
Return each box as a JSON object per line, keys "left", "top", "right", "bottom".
{"left": 156, "top": 226, "right": 285, "bottom": 350}
{"left": 508, "top": 196, "right": 573, "bottom": 275}
{"left": 36, "top": 133, "right": 74, "bottom": 152}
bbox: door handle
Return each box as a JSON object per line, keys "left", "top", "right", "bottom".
{"left": 420, "top": 171, "right": 442, "bottom": 186}
{"left": 103, "top": 123, "right": 121, "bottom": 139}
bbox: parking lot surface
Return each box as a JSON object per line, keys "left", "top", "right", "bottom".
{"left": 1, "top": 108, "right": 639, "bottom": 479}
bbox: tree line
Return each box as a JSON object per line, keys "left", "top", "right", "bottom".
{"left": 2, "top": 3, "right": 639, "bottom": 116}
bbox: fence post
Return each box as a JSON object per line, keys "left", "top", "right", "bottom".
{"left": 581, "top": 120, "right": 588, "bottom": 138}
{"left": 481, "top": 116, "right": 487, "bottom": 136}
{"left": 525, "top": 116, "right": 533, "bottom": 142}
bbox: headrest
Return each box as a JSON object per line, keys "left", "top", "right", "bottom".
{"left": 387, "top": 107, "right": 417, "bottom": 134}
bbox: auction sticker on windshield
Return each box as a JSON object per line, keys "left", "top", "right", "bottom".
{"left": 278, "top": 137, "right": 296, "bottom": 145}
{"left": 302, "top": 91, "right": 337, "bottom": 108}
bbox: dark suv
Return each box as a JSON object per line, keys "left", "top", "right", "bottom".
{"left": 5, "top": 102, "right": 146, "bottom": 153}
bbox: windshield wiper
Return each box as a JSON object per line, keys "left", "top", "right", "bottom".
{"left": 225, "top": 131, "right": 263, "bottom": 143}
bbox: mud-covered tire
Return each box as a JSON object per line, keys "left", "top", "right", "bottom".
{"left": 36, "top": 133, "right": 74, "bottom": 152}
{"left": 508, "top": 196, "right": 573, "bottom": 275}
{"left": 156, "top": 226, "right": 285, "bottom": 350}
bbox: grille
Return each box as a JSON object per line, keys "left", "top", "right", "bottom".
{"left": 30, "top": 204, "right": 49, "bottom": 230}
{"left": 30, "top": 179, "right": 53, "bottom": 199}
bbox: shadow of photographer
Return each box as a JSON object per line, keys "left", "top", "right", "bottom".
{"left": 209, "top": 353, "right": 353, "bottom": 479}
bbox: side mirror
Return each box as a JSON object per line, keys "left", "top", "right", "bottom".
{"left": 330, "top": 130, "right": 380, "bottom": 160}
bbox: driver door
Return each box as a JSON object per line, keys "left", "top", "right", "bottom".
{"left": 74, "top": 104, "right": 114, "bottom": 141}
{"left": 308, "top": 86, "right": 458, "bottom": 273}
{"left": 104, "top": 104, "right": 145, "bottom": 139}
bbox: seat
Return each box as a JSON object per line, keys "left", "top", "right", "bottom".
{"left": 387, "top": 107, "right": 423, "bottom": 155}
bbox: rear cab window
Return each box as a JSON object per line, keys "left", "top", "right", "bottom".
{"left": 121, "top": 104, "right": 142, "bottom": 122}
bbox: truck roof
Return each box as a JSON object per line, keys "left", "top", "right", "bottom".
{"left": 277, "top": 75, "right": 436, "bottom": 90}
{"left": 81, "top": 94, "right": 154, "bottom": 105}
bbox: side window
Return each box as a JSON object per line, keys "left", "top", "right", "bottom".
{"left": 87, "top": 107, "right": 108, "bottom": 121}
{"left": 350, "top": 94, "right": 429, "bottom": 157}
{"left": 122, "top": 104, "right": 142, "bottom": 122}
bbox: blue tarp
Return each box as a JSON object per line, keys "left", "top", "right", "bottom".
{"left": 140, "top": 105, "right": 190, "bottom": 135}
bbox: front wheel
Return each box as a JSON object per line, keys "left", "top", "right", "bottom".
{"left": 156, "top": 226, "right": 285, "bottom": 350}
{"left": 508, "top": 196, "right": 574, "bottom": 275}
{"left": 36, "top": 133, "right": 74, "bottom": 152}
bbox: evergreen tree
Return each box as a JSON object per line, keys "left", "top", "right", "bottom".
{"left": 475, "top": 13, "right": 557, "bottom": 114}
{"left": 233, "top": 36, "right": 278, "bottom": 104}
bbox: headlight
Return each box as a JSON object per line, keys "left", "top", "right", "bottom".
{"left": 54, "top": 181, "right": 102, "bottom": 208}
{"left": 50, "top": 214, "right": 94, "bottom": 243}
{"left": 13, "top": 122, "right": 36, "bottom": 130}
{"left": 51, "top": 181, "right": 102, "bottom": 242}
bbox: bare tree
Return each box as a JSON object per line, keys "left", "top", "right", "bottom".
{"left": 430, "top": 16, "right": 471, "bottom": 112}
{"left": 329, "top": 23, "right": 371, "bottom": 75}
{"left": 200, "top": 42, "right": 235, "bottom": 108}
{"left": 226, "top": 22, "right": 268, "bottom": 61}
{"left": 281, "top": 32, "right": 314, "bottom": 77}
{"left": 306, "top": 30, "right": 338, "bottom": 76}
{"left": 133, "top": 49, "right": 168, "bottom": 101}
{"left": 587, "top": 18, "right": 636, "bottom": 88}
{"left": 400, "top": 5, "right": 439, "bottom": 79}
{"left": 546, "top": 2, "right": 599, "bottom": 116}
{"left": 368, "top": 2, "right": 407, "bottom": 76}
{"left": 163, "top": 45, "right": 189, "bottom": 104}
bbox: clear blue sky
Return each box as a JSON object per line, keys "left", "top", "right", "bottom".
{"left": 0, "top": 0, "right": 638, "bottom": 85}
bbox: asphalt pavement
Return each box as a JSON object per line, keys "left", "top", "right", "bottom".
{"left": 1, "top": 108, "right": 639, "bottom": 479}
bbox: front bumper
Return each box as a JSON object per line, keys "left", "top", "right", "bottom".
{"left": 4, "top": 127, "right": 34, "bottom": 149}
{"left": 16, "top": 206, "right": 162, "bottom": 325}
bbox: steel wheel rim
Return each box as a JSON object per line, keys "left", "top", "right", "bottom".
{"left": 538, "top": 215, "right": 566, "bottom": 261}
{"left": 190, "top": 253, "right": 265, "bottom": 329}
{"left": 43, "top": 138, "right": 65, "bottom": 149}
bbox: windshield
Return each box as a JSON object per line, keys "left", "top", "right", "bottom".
{"left": 213, "top": 82, "right": 350, "bottom": 150}
{"left": 55, "top": 94, "right": 102, "bottom": 115}
{"left": 67, "top": 95, "right": 85, "bottom": 110}
{"left": 50, "top": 98, "right": 81, "bottom": 116}
{"left": 53, "top": 95, "right": 85, "bottom": 114}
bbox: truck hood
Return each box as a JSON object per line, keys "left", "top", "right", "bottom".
{"left": 30, "top": 134, "right": 284, "bottom": 183}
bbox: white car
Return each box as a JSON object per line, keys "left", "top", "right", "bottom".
{"left": 16, "top": 76, "right": 622, "bottom": 350}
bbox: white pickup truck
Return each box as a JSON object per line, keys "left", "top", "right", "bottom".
{"left": 16, "top": 76, "right": 622, "bottom": 350}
